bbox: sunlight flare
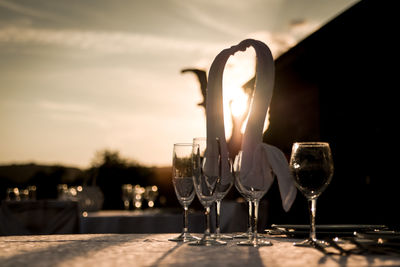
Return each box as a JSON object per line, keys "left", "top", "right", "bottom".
{"left": 222, "top": 48, "right": 254, "bottom": 138}
{"left": 221, "top": 48, "right": 272, "bottom": 139}
{"left": 230, "top": 91, "right": 249, "bottom": 118}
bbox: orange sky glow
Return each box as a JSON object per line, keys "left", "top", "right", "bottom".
{"left": 0, "top": 0, "right": 358, "bottom": 168}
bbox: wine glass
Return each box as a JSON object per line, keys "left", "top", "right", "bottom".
{"left": 233, "top": 151, "right": 272, "bottom": 247}
{"left": 133, "top": 185, "right": 145, "bottom": 209}
{"left": 6, "top": 187, "right": 20, "bottom": 201}
{"left": 289, "top": 142, "right": 334, "bottom": 247}
{"left": 143, "top": 185, "right": 158, "bottom": 208}
{"left": 189, "top": 137, "right": 226, "bottom": 246}
{"left": 121, "top": 184, "right": 132, "bottom": 210}
{"left": 169, "top": 143, "right": 199, "bottom": 242}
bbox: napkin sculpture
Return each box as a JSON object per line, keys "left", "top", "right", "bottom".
{"left": 205, "top": 39, "right": 296, "bottom": 212}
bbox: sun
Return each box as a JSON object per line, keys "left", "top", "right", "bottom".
{"left": 222, "top": 49, "right": 255, "bottom": 138}
{"left": 230, "top": 90, "right": 249, "bottom": 118}
{"left": 221, "top": 48, "right": 271, "bottom": 139}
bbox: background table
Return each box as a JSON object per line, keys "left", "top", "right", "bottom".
{"left": 79, "top": 201, "right": 268, "bottom": 234}
{"left": 79, "top": 209, "right": 205, "bottom": 234}
{"left": 1, "top": 233, "right": 400, "bottom": 267}
{"left": 0, "top": 200, "right": 80, "bottom": 235}
{"left": 1, "top": 200, "right": 260, "bottom": 235}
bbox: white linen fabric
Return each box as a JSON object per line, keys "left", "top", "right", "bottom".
{"left": 206, "top": 39, "right": 296, "bottom": 211}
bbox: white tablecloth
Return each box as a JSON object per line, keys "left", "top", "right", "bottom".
{"left": 1, "top": 233, "right": 400, "bottom": 267}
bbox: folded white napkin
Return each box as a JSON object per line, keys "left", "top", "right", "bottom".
{"left": 205, "top": 39, "right": 296, "bottom": 211}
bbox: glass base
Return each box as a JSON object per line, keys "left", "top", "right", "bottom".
{"left": 168, "top": 232, "right": 199, "bottom": 242}
{"left": 237, "top": 239, "right": 272, "bottom": 247}
{"left": 211, "top": 233, "right": 233, "bottom": 240}
{"left": 233, "top": 232, "right": 264, "bottom": 239}
{"left": 293, "top": 238, "right": 327, "bottom": 247}
{"left": 189, "top": 236, "right": 227, "bottom": 246}
{"left": 233, "top": 232, "right": 250, "bottom": 239}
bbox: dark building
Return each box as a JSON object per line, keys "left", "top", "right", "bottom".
{"left": 265, "top": 0, "right": 399, "bottom": 227}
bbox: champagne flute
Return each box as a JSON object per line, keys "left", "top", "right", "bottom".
{"left": 289, "top": 142, "right": 334, "bottom": 247}
{"left": 169, "top": 143, "right": 199, "bottom": 242}
{"left": 233, "top": 177, "right": 265, "bottom": 240}
{"left": 233, "top": 151, "right": 272, "bottom": 247}
{"left": 190, "top": 137, "right": 226, "bottom": 246}
{"left": 232, "top": 178, "right": 254, "bottom": 239}
{"left": 213, "top": 161, "right": 234, "bottom": 241}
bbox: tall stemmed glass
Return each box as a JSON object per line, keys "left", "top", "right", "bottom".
{"left": 190, "top": 137, "right": 226, "bottom": 246}
{"left": 289, "top": 142, "right": 334, "bottom": 247}
{"left": 233, "top": 151, "right": 272, "bottom": 247}
{"left": 233, "top": 179, "right": 253, "bottom": 239}
{"left": 169, "top": 143, "right": 199, "bottom": 242}
{"left": 213, "top": 162, "right": 234, "bottom": 241}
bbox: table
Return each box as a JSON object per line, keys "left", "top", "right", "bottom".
{"left": 1, "top": 200, "right": 261, "bottom": 235}
{"left": 79, "top": 210, "right": 205, "bottom": 234}
{"left": 0, "top": 200, "right": 80, "bottom": 235}
{"left": 79, "top": 201, "right": 265, "bottom": 234}
{"left": 1, "top": 234, "right": 400, "bottom": 267}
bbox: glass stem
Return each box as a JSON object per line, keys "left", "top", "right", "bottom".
{"left": 216, "top": 200, "right": 221, "bottom": 236}
{"left": 204, "top": 206, "right": 211, "bottom": 237}
{"left": 247, "top": 200, "right": 252, "bottom": 235}
{"left": 253, "top": 200, "right": 259, "bottom": 244}
{"left": 308, "top": 198, "right": 317, "bottom": 242}
{"left": 183, "top": 206, "right": 189, "bottom": 234}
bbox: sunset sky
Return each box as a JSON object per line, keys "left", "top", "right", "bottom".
{"left": 0, "top": 0, "right": 358, "bottom": 168}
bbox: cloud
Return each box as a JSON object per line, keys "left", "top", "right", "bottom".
{"left": 34, "top": 97, "right": 201, "bottom": 166}
{"left": 245, "top": 19, "right": 321, "bottom": 58}
{"left": 246, "top": 31, "right": 297, "bottom": 58}
{"left": 172, "top": 1, "right": 242, "bottom": 37}
{"left": 36, "top": 99, "right": 109, "bottom": 128}
{"left": 0, "top": 26, "right": 226, "bottom": 56}
{"left": 0, "top": 0, "right": 64, "bottom": 22}
{"left": 37, "top": 100, "right": 92, "bottom": 113}
{"left": 289, "top": 18, "right": 320, "bottom": 39}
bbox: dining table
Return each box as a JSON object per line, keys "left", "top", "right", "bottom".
{"left": 79, "top": 200, "right": 256, "bottom": 234}
{"left": 79, "top": 209, "right": 205, "bottom": 234}
{"left": 1, "top": 233, "right": 400, "bottom": 267}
